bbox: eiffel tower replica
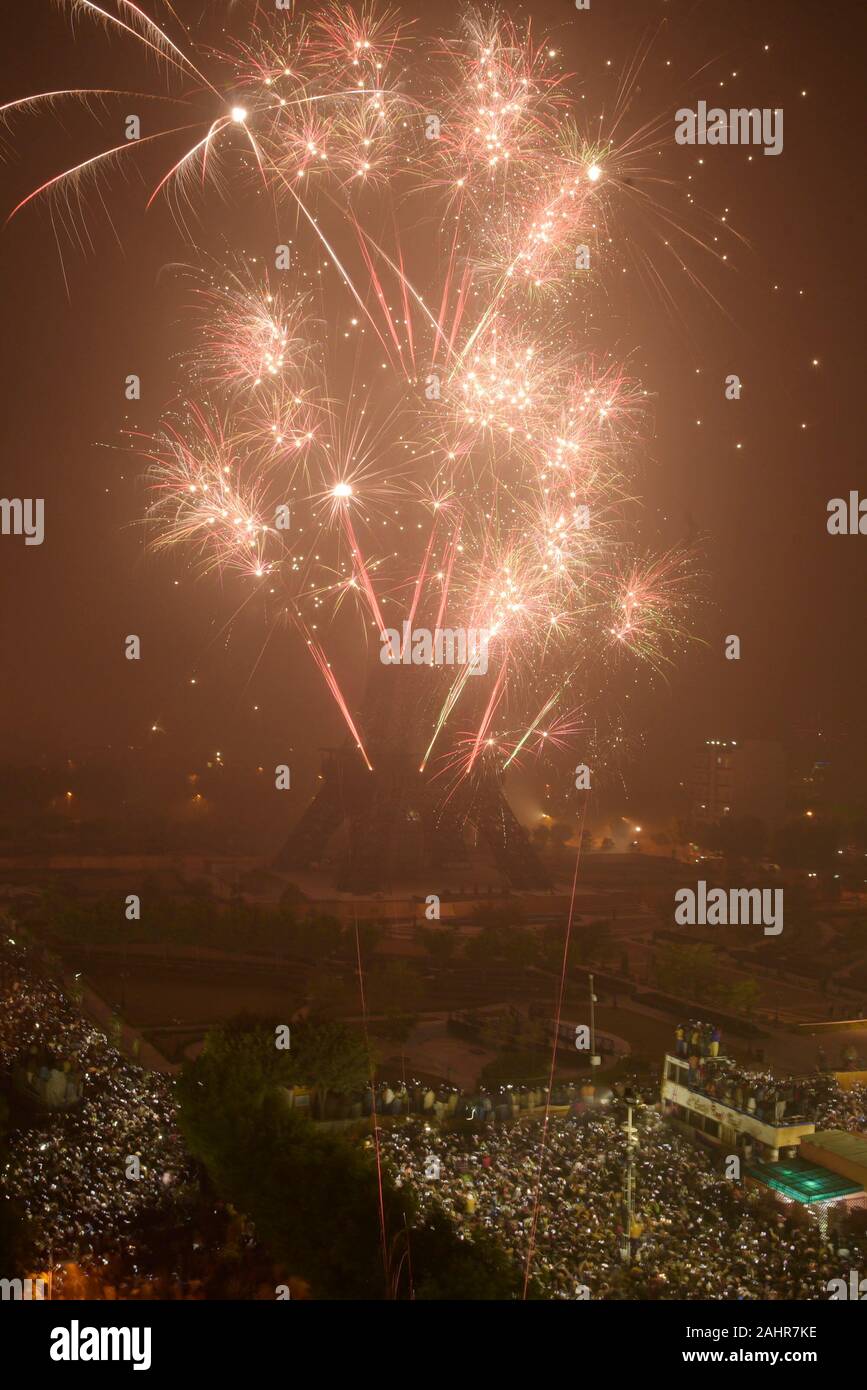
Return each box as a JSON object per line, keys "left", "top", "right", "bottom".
{"left": 274, "top": 655, "right": 550, "bottom": 894}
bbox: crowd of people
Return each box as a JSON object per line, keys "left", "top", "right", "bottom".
{"left": 674, "top": 1021, "right": 867, "bottom": 1129}
{"left": 4, "top": 953, "right": 867, "bottom": 1302}
{"left": 686, "top": 1061, "right": 867, "bottom": 1129}
{"left": 378, "top": 1105, "right": 867, "bottom": 1300}
{"left": 0, "top": 946, "right": 197, "bottom": 1292}
{"left": 329, "top": 1077, "right": 631, "bottom": 1123}
{"left": 686, "top": 1060, "right": 815, "bottom": 1126}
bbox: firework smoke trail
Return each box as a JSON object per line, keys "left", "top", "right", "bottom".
{"left": 501, "top": 690, "right": 560, "bottom": 771}
{"left": 419, "top": 660, "right": 473, "bottom": 774}
{"left": 300, "top": 621, "right": 374, "bottom": 772}
{"left": 465, "top": 656, "right": 507, "bottom": 773}
{"left": 330, "top": 490, "right": 387, "bottom": 636}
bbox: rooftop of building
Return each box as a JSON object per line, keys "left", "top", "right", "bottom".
{"left": 802, "top": 1129, "right": 867, "bottom": 1166}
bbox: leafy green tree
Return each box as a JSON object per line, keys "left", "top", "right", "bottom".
{"left": 408, "top": 1209, "right": 529, "bottom": 1299}
{"left": 464, "top": 924, "right": 504, "bottom": 963}
{"left": 176, "top": 1023, "right": 524, "bottom": 1299}
{"left": 495, "top": 927, "right": 541, "bottom": 967}
{"left": 656, "top": 942, "right": 721, "bottom": 1003}
{"left": 725, "top": 977, "right": 759, "bottom": 1017}
{"left": 290, "top": 1019, "right": 372, "bottom": 1116}
{"left": 180, "top": 1026, "right": 292, "bottom": 1143}
{"left": 178, "top": 1055, "right": 399, "bottom": 1296}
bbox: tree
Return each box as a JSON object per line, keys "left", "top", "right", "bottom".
{"left": 179, "top": 1077, "right": 401, "bottom": 1295}
{"left": 725, "top": 977, "right": 759, "bottom": 1017}
{"left": 349, "top": 919, "right": 385, "bottom": 958}
{"left": 656, "top": 942, "right": 721, "bottom": 1003}
{"left": 408, "top": 1209, "right": 530, "bottom": 1299}
{"left": 291, "top": 1020, "right": 372, "bottom": 1117}
{"left": 178, "top": 1026, "right": 292, "bottom": 1153}
{"left": 176, "top": 1023, "right": 525, "bottom": 1299}
{"left": 464, "top": 924, "right": 504, "bottom": 964}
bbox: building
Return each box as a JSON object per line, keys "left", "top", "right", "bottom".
{"left": 661, "top": 1054, "right": 867, "bottom": 1219}
{"left": 788, "top": 757, "right": 833, "bottom": 819}
{"left": 798, "top": 1130, "right": 867, "bottom": 1194}
{"left": 688, "top": 739, "right": 787, "bottom": 831}
{"left": 661, "top": 1053, "right": 814, "bottom": 1162}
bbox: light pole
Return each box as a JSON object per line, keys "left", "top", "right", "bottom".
{"left": 621, "top": 1103, "right": 639, "bottom": 1264}
{"left": 589, "top": 973, "right": 601, "bottom": 1069}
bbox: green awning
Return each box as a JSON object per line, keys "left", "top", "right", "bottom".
{"left": 746, "top": 1156, "right": 861, "bottom": 1205}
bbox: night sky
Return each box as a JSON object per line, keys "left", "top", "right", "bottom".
{"left": 1, "top": 0, "right": 864, "bottom": 821}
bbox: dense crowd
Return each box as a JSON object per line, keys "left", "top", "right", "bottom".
{"left": 378, "top": 1106, "right": 867, "bottom": 1300}
{"left": 4, "top": 956, "right": 867, "bottom": 1302}
{"left": 0, "top": 948, "right": 195, "bottom": 1287}
{"left": 329, "top": 1077, "right": 629, "bottom": 1122}
{"left": 687, "top": 1062, "right": 867, "bottom": 1130}
{"left": 687, "top": 1059, "right": 814, "bottom": 1125}
{"left": 676, "top": 1021, "right": 867, "bottom": 1129}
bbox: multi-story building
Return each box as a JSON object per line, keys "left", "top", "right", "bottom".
{"left": 688, "top": 739, "right": 787, "bottom": 831}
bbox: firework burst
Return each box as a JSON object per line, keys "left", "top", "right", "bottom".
{"left": 8, "top": 0, "right": 701, "bottom": 790}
